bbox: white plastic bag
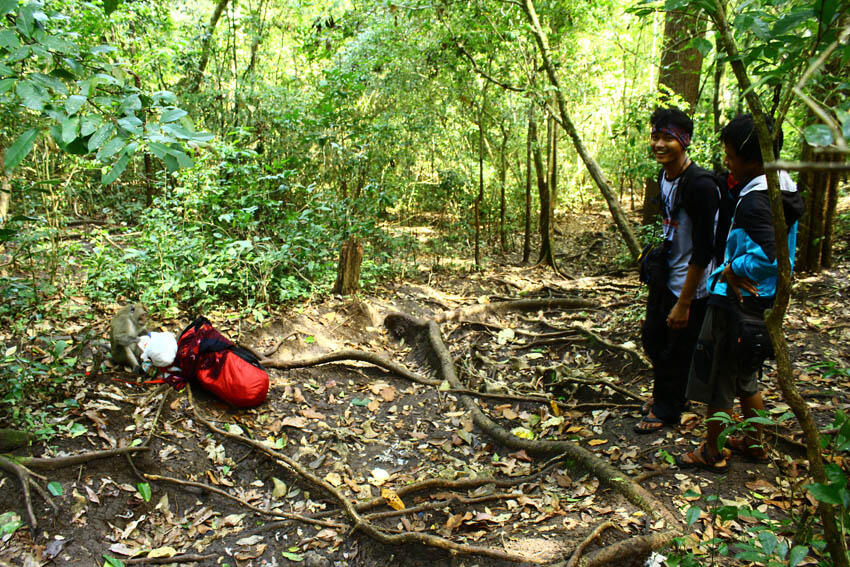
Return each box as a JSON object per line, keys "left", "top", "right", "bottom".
{"left": 138, "top": 331, "right": 178, "bottom": 368}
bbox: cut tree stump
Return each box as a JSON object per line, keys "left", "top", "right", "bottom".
{"left": 333, "top": 236, "right": 363, "bottom": 295}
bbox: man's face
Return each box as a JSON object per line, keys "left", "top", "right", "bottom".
{"left": 723, "top": 142, "right": 760, "bottom": 182}
{"left": 650, "top": 128, "right": 685, "bottom": 167}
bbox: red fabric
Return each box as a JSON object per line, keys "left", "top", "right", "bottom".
{"left": 196, "top": 351, "right": 269, "bottom": 408}
{"left": 174, "top": 317, "right": 269, "bottom": 407}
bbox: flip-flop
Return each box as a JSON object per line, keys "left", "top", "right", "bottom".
{"left": 726, "top": 435, "right": 768, "bottom": 463}
{"left": 633, "top": 416, "right": 664, "bottom": 434}
{"left": 676, "top": 442, "right": 730, "bottom": 473}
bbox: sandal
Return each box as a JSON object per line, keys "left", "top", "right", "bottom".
{"left": 634, "top": 415, "right": 665, "bottom": 434}
{"left": 726, "top": 435, "right": 768, "bottom": 463}
{"left": 676, "top": 442, "right": 730, "bottom": 473}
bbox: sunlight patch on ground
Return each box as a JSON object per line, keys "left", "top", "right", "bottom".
{"left": 502, "top": 536, "right": 568, "bottom": 562}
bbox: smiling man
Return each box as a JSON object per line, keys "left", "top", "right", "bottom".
{"left": 636, "top": 107, "right": 720, "bottom": 434}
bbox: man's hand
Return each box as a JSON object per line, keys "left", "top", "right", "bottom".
{"left": 667, "top": 300, "right": 690, "bottom": 329}
{"left": 721, "top": 264, "right": 758, "bottom": 302}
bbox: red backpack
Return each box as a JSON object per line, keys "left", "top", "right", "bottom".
{"left": 172, "top": 316, "right": 269, "bottom": 408}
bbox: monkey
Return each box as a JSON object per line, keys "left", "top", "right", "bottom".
{"left": 109, "top": 303, "right": 149, "bottom": 373}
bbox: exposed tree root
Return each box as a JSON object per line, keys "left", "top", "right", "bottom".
{"left": 20, "top": 446, "right": 149, "bottom": 470}
{"left": 364, "top": 492, "right": 523, "bottom": 521}
{"left": 187, "top": 385, "right": 542, "bottom": 564}
{"left": 0, "top": 455, "right": 54, "bottom": 532}
{"left": 568, "top": 323, "right": 651, "bottom": 368}
{"left": 384, "top": 313, "right": 681, "bottom": 554}
{"left": 566, "top": 521, "right": 618, "bottom": 567}
{"left": 579, "top": 532, "right": 675, "bottom": 567}
{"left": 544, "top": 370, "right": 646, "bottom": 404}
{"left": 261, "top": 348, "right": 439, "bottom": 386}
{"left": 435, "top": 298, "right": 598, "bottom": 323}
{"left": 144, "top": 473, "right": 347, "bottom": 529}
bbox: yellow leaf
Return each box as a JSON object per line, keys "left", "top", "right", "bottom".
{"left": 550, "top": 401, "right": 560, "bottom": 416}
{"left": 272, "top": 477, "right": 287, "bottom": 499}
{"left": 588, "top": 439, "right": 608, "bottom": 446}
{"left": 147, "top": 546, "right": 177, "bottom": 559}
{"left": 566, "top": 425, "right": 584, "bottom": 433}
{"left": 381, "top": 488, "right": 405, "bottom": 511}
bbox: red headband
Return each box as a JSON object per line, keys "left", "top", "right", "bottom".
{"left": 652, "top": 125, "right": 691, "bottom": 148}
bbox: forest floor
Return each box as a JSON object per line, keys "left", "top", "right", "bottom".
{"left": 1, "top": 198, "right": 849, "bottom": 567}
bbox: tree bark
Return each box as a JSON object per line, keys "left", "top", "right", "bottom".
{"left": 0, "top": 170, "right": 10, "bottom": 227}
{"left": 530, "top": 116, "right": 554, "bottom": 267}
{"left": 523, "top": 103, "right": 533, "bottom": 264}
{"left": 797, "top": 147, "right": 844, "bottom": 272}
{"left": 332, "top": 237, "right": 363, "bottom": 295}
{"left": 520, "top": 0, "right": 641, "bottom": 260}
{"left": 188, "top": 0, "right": 231, "bottom": 93}
{"left": 499, "top": 126, "right": 508, "bottom": 251}
{"left": 658, "top": 11, "right": 707, "bottom": 109}
{"left": 475, "top": 98, "right": 485, "bottom": 267}
{"left": 712, "top": 2, "right": 849, "bottom": 565}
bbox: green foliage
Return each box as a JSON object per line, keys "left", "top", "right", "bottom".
{"left": 0, "top": 0, "right": 201, "bottom": 181}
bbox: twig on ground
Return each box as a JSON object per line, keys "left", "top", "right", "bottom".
{"left": 123, "top": 554, "right": 216, "bottom": 565}
{"left": 569, "top": 323, "right": 651, "bottom": 368}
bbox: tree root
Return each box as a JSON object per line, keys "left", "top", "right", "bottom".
{"left": 19, "top": 446, "right": 149, "bottom": 470}
{"left": 384, "top": 312, "right": 681, "bottom": 541}
{"left": 261, "top": 348, "right": 439, "bottom": 386}
{"left": 0, "top": 455, "right": 55, "bottom": 532}
{"left": 144, "top": 473, "right": 347, "bottom": 529}
{"left": 566, "top": 521, "right": 618, "bottom": 567}
{"left": 435, "top": 298, "right": 598, "bottom": 323}
{"left": 579, "top": 532, "right": 675, "bottom": 567}
{"left": 568, "top": 323, "right": 651, "bottom": 368}
{"left": 187, "top": 385, "right": 542, "bottom": 564}
{"left": 545, "top": 370, "right": 646, "bottom": 405}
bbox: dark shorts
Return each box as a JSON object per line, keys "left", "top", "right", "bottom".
{"left": 686, "top": 304, "right": 759, "bottom": 409}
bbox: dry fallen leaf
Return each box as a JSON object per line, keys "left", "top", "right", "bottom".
{"left": 281, "top": 416, "right": 309, "bottom": 429}
{"left": 381, "top": 487, "right": 405, "bottom": 510}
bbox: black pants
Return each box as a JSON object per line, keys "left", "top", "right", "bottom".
{"left": 641, "top": 285, "right": 709, "bottom": 423}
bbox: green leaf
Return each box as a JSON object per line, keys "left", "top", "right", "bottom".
{"left": 119, "top": 94, "right": 141, "bottom": 114}
{"left": 806, "top": 482, "right": 842, "bottom": 505}
{"left": 281, "top": 551, "right": 303, "bottom": 561}
{"left": 103, "top": 0, "right": 121, "bottom": 16}
{"left": 88, "top": 123, "right": 116, "bottom": 152}
{"left": 351, "top": 397, "right": 369, "bottom": 406}
{"left": 685, "top": 505, "right": 701, "bottom": 527}
{"left": 4, "top": 128, "right": 39, "bottom": 172}
{"left": 162, "top": 123, "right": 214, "bottom": 142}
{"left": 804, "top": 124, "right": 833, "bottom": 147}
{"left": 0, "top": 0, "right": 17, "bottom": 16}
{"left": 31, "top": 72, "right": 67, "bottom": 95}
{"left": 0, "top": 78, "right": 14, "bottom": 94}
{"left": 65, "top": 94, "right": 87, "bottom": 116}
{"left": 96, "top": 137, "right": 125, "bottom": 161}
{"left": 689, "top": 37, "right": 713, "bottom": 57}
{"left": 47, "top": 481, "right": 63, "bottom": 496}
{"left": 160, "top": 108, "right": 187, "bottom": 123}
{"left": 16, "top": 5, "right": 34, "bottom": 37}
{"left": 171, "top": 149, "right": 193, "bottom": 169}
{"left": 80, "top": 115, "right": 100, "bottom": 137}
{"left": 758, "top": 529, "right": 777, "bottom": 555}
{"left": 101, "top": 153, "right": 129, "bottom": 185}
{"left": 102, "top": 554, "right": 126, "bottom": 567}
{"left": 69, "top": 422, "right": 87, "bottom": 437}
{"left": 117, "top": 115, "right": 143, "bottom": 135}
{"left": 61, "top": 117, "right": 78, "bottom": 145}
{"left": 789, "top": 545, "right": 808, "bottom": 567}
{"left": 0, "top": 511, "right": 23, "bottom": 535}
{"left": 136, "top": 482, "right": 152, "bottom": 502}
{"left": 16, "top": 80, "right": 46, "bottom": 111}
{"left": 841, "top": 116, "right": 850, "bottom": 142}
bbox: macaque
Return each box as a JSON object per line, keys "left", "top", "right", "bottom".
{"left": 110, "top": 303, "right": 148, "bottom": 373}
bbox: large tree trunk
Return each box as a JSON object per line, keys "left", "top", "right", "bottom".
{"left": 712, "top": 2, "right": 849, "bottom": 565}
{"left": 188, "top": 0, "right": 230, "bottom": 93}
{"left": 658, "top": 12, "right": 706, "bottom": 109}
{"left": 520, "top": 0, "right": 641, "bottom": 260}
{"left": 522, "top": 104, "right": 533, "bottom": 264}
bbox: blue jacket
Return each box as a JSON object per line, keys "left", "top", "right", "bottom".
{"left": 708, "top": 171, "right": 804, "bottom": 304}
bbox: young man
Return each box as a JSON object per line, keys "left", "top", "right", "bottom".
{"left": 636, "top": 108, "right": 721, "bottom": 433}
{"left": 677, "top": 113, "right": 804, "bottom": 472}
